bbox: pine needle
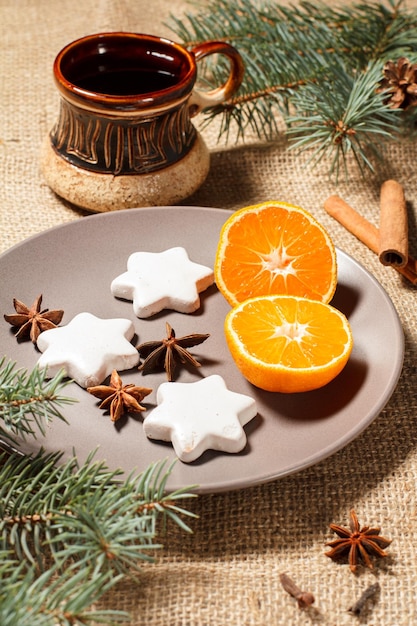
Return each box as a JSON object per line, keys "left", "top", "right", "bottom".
{"left": 167, "top": 0, "right": 417, "bottom": 178}
{"left": 0, "top": 358, "right": 198, "bottom": 619}
{"left": 0, "top": 357, "right": 75, "bottom": 441}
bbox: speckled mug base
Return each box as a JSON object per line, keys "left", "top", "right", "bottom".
{"left": 40, "top": 133, "right": 210, "bottom": 212}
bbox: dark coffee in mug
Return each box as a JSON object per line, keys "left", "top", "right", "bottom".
{"left": 73, "top": 68, "right": 178, "bottom": 96}
{"left": 60, "top": 35, "right": 187, "bottom": 96}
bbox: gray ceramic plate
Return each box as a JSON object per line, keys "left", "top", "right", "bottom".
{"left": 0, "top": 207, "right": 404, "bottom": 493}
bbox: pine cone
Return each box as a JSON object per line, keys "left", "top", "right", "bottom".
{"left": 379, "top": 57, "right": 417, "bottom": 109}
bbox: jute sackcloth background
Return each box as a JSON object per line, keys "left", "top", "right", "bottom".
{"left": 2, "top": 1, "right": 417, "bottom": 624}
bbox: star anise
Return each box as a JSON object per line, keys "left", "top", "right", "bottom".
{"left": 87, "top": 369, "right": 152, "bottom": 422}
{"left": 4, "top": 295, "right": 64, "bottom": 343}
{"left": 379, "top": 57, "right": 417, "bottom": 110}
{"left": 137, "top": 322, "right": 210, "bottom": 381}
{"left": 325, "top": 509, "right": 392, "bottom": 573}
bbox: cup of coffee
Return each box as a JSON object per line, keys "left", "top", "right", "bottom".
{"left": 41, "top": 32, "right": 244, "bottom": 212}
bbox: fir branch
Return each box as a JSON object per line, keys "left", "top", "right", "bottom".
{"left": 0, "top": 449, "right": 125, "bottom": 569}
{"left": 0, "top": 451, "right": 197, "bottom": 622}
{"left": 286, "top": 61, "right": 400, "bottom": 178}
{"left": 0, "top": 357, "right": 198, "bottom": 621}
{"left": 0, "top": 358, "right": 75, "bottom": 441}
{"left": 168, "top": 0, "right": 417, "bottom": 177}
{"left": 0, "top": 451, "right": 197, "bottom": 576}
{"left": 50, "top": 483, "right": 161, "bottom": 575}
{"left": 49, "top": 459, "right": 198, "bottom": 576}
{"left": 0, "top": 357, "right": 198, "bottom": 623}
{"left": 132, "top": 457, "right": 198, "bottom": 534}
{"left": 0, "top": 555, "right": 129, "bottom": 626}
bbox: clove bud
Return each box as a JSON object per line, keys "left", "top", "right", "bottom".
{"left": 348, "top": 582, "right": 380, "bottom": 616}
{"left": 279, "top": 573, "right": 315, "bottom": 609}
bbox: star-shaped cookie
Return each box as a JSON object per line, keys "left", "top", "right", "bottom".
{"left": 110, "top": 247, "right": 214, "bottom": 318}
{"left": 143, "top": 375, "right": 257, "bottom": 462}
{"left": 36, "top": 312, "right": 139, "bottom": 388}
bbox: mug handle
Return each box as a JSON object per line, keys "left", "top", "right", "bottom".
{"left": 188, "top": 41, "right": 245, "bottom": 116}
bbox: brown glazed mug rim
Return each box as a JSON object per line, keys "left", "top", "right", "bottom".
{"left": 53, "top": 32, "right": 197, "bottom": 111}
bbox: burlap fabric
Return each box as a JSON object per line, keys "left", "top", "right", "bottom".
{"left": 2, "top": 1, "right": 417, "bottom": 624}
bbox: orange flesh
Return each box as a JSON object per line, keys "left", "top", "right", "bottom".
{"left": 216, "top": 203, "right": 337, "bottom": 305}
{"left": 229, "top": 297, "right": 350, "bottom": 369}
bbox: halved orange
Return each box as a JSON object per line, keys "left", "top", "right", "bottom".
{"left": 224, "top": 295, "right": 353, "bottom": 393}
{"left": 215, "top": 201, "right": 337, "bottom": 306}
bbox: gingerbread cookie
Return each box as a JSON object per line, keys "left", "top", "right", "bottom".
{"left": 110, "top": 247, "right": 214, "bottom": 318}
{"left": 36, "top": 312, "right": 139, "bottom": 388}
{"left": 143, "top": 374, "right": 257, "bottom": 462}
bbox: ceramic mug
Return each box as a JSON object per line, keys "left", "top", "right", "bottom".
{"left": 41, "top": 32, "right": 244, "bottom": 212}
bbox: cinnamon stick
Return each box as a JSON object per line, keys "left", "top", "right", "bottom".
{"left": 379, "top": 180, "right": 408, "bottom": 268}
{"left": 323, "top": 195, "right": 417, "bottom": 285}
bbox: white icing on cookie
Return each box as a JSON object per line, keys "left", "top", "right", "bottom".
{"left": 110, "top": 247, "right": 214, "bottom": 318}
{"left": 36, "top": 312, "right": 139, "bottom": 388}
{"left": 143, "top": 374, "right": 257, "bottom": 462}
